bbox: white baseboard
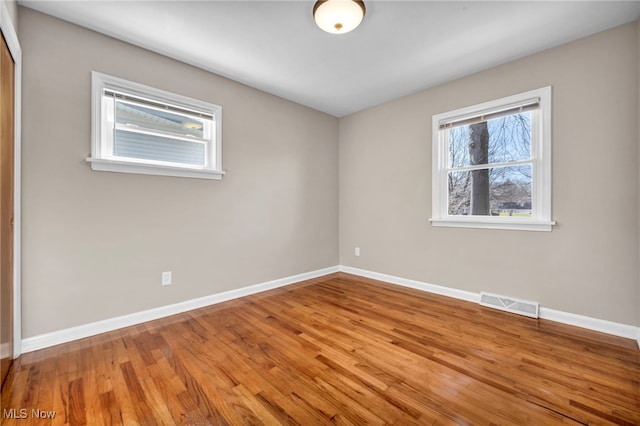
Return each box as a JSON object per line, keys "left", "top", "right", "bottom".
{"left": 539, "top": 307, "right": 639, "bottom": 341}
{"left": 339, "top": 265, "right": 640, "bottom": 346}
{"left": 20, "top": 264, "right": 640, "bottom": 353}
{"left": 21, "top": 266, "right": 339, "bottom": 353}
{"left": 339, "top": 265, "right": 480, "bottom": 303}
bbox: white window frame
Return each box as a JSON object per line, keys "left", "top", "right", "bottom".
{"left": 87, "top": 71, "right": 224, "bottom": 180}
{"left": 430, "top": 86, "right": 555, "bottom": 231}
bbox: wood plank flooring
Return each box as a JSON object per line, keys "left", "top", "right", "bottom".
{"left": 2, "top": 272, "right": 639, "bottom": 425}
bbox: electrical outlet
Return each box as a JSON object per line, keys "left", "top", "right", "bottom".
{"left": 162, "top": 271, "right": 172, "bottom": 286}
{"left": 355, "top": 247, "right": 360, "bottom": 256}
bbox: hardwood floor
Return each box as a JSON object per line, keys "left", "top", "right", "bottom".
{"left": 2, "top": 272, "right": 639, "bottom": 425}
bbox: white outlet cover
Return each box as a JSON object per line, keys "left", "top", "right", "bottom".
{"left": 162, "top": 271, "right": 172, "bottom": 286}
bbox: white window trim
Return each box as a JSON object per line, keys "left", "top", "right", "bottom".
{"left": 430, "top": 86, "right": 555, "bottom": 232}
{"left": 87, "top": 71, "right": 224, "bottom": 180}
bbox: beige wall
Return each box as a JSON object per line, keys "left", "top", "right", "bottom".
{"left": 4, "top": 0, "right": 17, "bottom": 33}
{"left": 340, "top": 22, "right": 640, "bottom": 326}
{"left": 18, "top": 7, "right": 640, "bottom": 338}
{"left": 19, "top": 8, "right": 339, "bottom": 337}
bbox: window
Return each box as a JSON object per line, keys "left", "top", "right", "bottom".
{"left": 88, "top": 72, "right": 224, "bottom": 180}
{"left": 430, "top": 87, "right": 554, "bottom": 231}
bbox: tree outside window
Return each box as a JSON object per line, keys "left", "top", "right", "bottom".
{"left": 430, "top": 87, "right": 554, "bottom": 231}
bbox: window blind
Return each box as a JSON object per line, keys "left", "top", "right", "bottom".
{"left": 439, "top": 99, "right": 539, "bottom": 130}
{"left": 104, "top": 89, "right": 214, "bottom": 120}
{"left": 114, "top": 130, "right": 206, "bottom": 166}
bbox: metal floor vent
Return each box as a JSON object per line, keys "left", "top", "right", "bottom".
{"left": 479, "top": 292, "right": 539, "bottom": 319}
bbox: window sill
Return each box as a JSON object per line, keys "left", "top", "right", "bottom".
{"left": 429, "top": 217, "right": 556, "bottom": 232}
{"left": 86, "top": 157, "right": 225, "bottom": 180}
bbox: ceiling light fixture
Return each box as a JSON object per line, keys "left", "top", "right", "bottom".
{"left": 313, "top": 0, "right": 366, "bottom": 35}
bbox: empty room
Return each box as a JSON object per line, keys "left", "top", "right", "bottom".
{"left": 1, "top": 0, "right": 640, "bottom": 424}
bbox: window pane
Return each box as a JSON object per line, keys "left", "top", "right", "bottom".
{"left": 448, "top": 165, "right": 532, "bottom": 216}
{"left": 448, "top": 126, "right": 470, "bottom": 168}
{"left": 115, "top": 99, "right": 206, "bottom": 139}
{"left": 491, "top": 165, "right": 532, "bottom": 217}
{"left": 114, "top": 129, "right": 206, "bottom": 166}
{"left": 448, "top": 170, "right": 471, "bottom": 215}
{"left": 448, "top": 112, "right": 531, "bottom": 168}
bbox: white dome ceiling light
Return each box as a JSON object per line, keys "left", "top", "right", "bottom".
{"left": 313, "top": 0, "right": 366, "bottom": 35}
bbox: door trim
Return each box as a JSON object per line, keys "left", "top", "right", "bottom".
{"left": 0, "top": 2, "right": 21, "bottom": 358}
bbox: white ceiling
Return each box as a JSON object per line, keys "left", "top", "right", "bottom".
{"left": 19, "top": 0, "right": 640, "bottom": 117}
